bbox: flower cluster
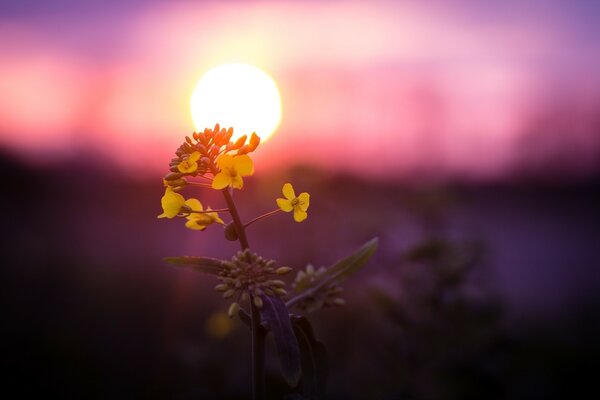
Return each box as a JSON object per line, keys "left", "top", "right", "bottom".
{"left": 158, "top": 125, "right": 261, "bottom": 230}
{"left": 158, "top": 125, "right": 311, "bottom": 230}
{"left": 215, "top": 249, "right": 293, "bottom": 315}
{"left": 168, "top": 124, "right": 260, "bottom": 184}
{"left": 291, "top": 264, "right": 345, "bottom": 313}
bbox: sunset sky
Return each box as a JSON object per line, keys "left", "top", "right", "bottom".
{"left": 1, "top": 0, "right": 599, "bottom": 179}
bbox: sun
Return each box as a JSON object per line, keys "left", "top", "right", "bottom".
{"left": 191, "top": 63, "right": 282, "bottom": 143}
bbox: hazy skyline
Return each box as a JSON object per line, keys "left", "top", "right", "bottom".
{"left": 1, "top": 0, "right": 598, "bottom": 180}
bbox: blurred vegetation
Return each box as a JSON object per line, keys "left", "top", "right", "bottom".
{"left": 1, "top": 151, "right": 599, "bottom": 399}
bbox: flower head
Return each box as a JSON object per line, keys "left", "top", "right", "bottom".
{"left": 184, "top": 198, "right": 224, "bottom": 231}
{"left": 276, "top": 183, "right": 310, "bottom": 222}
{"left": 215, "top": 249, "right": 292, "bottom": 310}
{"left": 212, "top": 154, "right": 254, "bottom": 190}
{"left": 177, "top": 151, "right": 200, "bottom": 174}
{"left": 158, "top": 187, "right": 186, "bottom": 219}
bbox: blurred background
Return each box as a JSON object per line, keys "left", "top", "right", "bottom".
{"left": 1, "top": 0, "right": 599, "bottom": 399}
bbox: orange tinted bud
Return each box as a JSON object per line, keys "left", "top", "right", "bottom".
{"left": 232, "top": 135, "right": 247, "bottom": 150}
{"left": 237, "top": 145, "right": 249, "bottom": 155}
{"left": 193, "top": 132, "right": 199, "bottom": 140}
{"left": 224, "top": 127, "right": 233, "bottom": 143}
{"left": 248, "top": 132, "right": 260, "bottom": 152}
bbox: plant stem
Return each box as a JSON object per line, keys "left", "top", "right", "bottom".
{"left": 244, "top": 209, "right": 281, "bottom": 228}
{"left": 251, "top": 302, "right": 266, "bottom": 400}
{"left": 187, "top": 208, "right": 229, "bottom": 214}
{"left": 221, "top": 188, "right": 249, "bottom": 250}
{"left": 219, "top": 187, "right": 264, "bottom": 399}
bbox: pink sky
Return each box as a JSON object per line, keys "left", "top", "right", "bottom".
{"left": 0, "top": 1, "right": 598, "bottom": 179}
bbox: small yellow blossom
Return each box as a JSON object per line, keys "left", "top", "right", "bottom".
{"left": 184, "top": 198, "right": 224, "bottom": 231}
{"left": 212, "top": 154, "right": 254, "bottom": 190}
{"left": 158, "top": 187, "right": 185, "bottom": 219}
{"left": 276, "top": 183, "right": 310, "bottom": 222}
{"left": 177, "top": 151, "right": 200, "bottom": 173}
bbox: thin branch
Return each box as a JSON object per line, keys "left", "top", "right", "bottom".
{"left": 188, "top": 208, "right": 229, "bottom": 214}
{"left": 244, "top": 209, "right": 281, "bottom": 228}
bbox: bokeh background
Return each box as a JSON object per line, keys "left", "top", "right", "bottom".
{"left": 2, "top": 1, "right": 599, "bottom": 399}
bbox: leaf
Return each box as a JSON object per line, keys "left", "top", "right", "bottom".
{"left": 163, "top": 256, "right": 225, "bottom": 275}
{"left": 292, "top": 316, "right": 328, "bottom": 399}
{"left": 295, "top": 237, "right": 379, "bottom": 292}
{"left": 259, "top": 295, "right": 301, "bottom": 387}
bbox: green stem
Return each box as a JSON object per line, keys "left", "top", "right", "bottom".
{"left": 221, "top": 188, "right": 249, "bottom": 250}
{"left": 251, "top": 302, "right": 266, "bottom": 400}
{"left": 244, "top": 209, "right": 281, "bottom": 228}
{"left": 187, "top": 208, "right": 229, "bottom": 214}
{"left": 219, "top": 187, "right": 264, "bottom": 399}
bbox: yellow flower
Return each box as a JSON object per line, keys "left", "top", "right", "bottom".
{"left": 276, "top": 183, "right": 310, "bottom": 222}
{"left": 184, "top": 198, "right": 224, "bottom": 231}
{"left": 212, "top": 154, "right": 254, "bottom": 190}
{"left": 158, "top": 187, "right": 185, "bottom": 219}
{"left": 177, "top": 151, "right": 201, "bottom": 173}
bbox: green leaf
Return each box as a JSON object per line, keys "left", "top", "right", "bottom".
{"left": 259, "top": 295, "right": 302, "bottom": 387}
{"left": 295, "top": 237, "right": 379, "bottom": 292}
{"left": 292, "top": 316, "right": 328, "bottom": 399}
{"left": 163, "top": 256, "right": 225, "bottom": 275}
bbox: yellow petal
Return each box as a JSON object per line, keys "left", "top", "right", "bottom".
{"left": 177, "top": 160, "right": 197, "bottom": 174}
{"left": 216, "top": 154, "right": 234, "bottom": 170}
{"left": 185, "top": 218, "right": 207, "bottom": 231}
{"left": 184, "top": 198, "right": 203, "bottom": 212}
{"left": 212, "top": 172, "right": 232, "bottom": 189}
{"left": 231, "top": 175, "right": 244, "bottom": 189}
{"left": 160, "top": 190, "right": 185, "bottom": 218}
{"left": 282, "top": 183, "right": 295, "bottom": 200}
{"left": 211, "top": 213, "right": 225, "bottom": 225}
{"left": 293, "top": 209, "right": 308, "bottom": 222}
{"left": 188, "top": 151, "right": 200, "bottom": 163}
{"left": 277, "top": 198, "right": 293, "bottom": 212}
{"left": 297, "top": 192, "right": 310, "bottom": 211}
{"left": 234, "top": 155, "right": 254, "bottom": 176}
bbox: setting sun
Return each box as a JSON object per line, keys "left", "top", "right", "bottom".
{"left": 190, "top": 64, "right": 282, "bottom": 142}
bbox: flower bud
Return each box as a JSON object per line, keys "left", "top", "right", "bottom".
{"left": 215, "top": 284, "right": 229, "bottom": 292}
{"left": 233, "top": 135, "right": 247, "bottom": 149}
{"left": 253, "top": 296, "right": 263, "bottom": 308}
{"left": 228, "top": 302, "right": 240, "bottom": 318}
{"left": 268, "top": 280, "right": 286, "bottom": 287}
{"left": 276, "top": 267, "right": 292, "bottom": 275}
{"left": 224, "top": 222, "right": 239, "bottom": 241}
{"left": 223, "top": 289, "right": 235, "bottom": 298}
{"left": 333, "top": 298, "right": 346, "bottom": 306}
{"left": 274, "top": 288, "right": 288, "bottom": 297}
{"left": 164, "top": 172, "right": 183, "bottom": 181}
{"left": 169, "top": 179, "right": 187, "bottom": 187}
{"left": 222, "top": 261, "right": 235, "bottom": 269}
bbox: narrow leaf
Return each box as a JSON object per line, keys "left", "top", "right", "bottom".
{"left": 163, "top": 256, "right": 225, "bottom": 275}
{"left": 295, "top": 237, "right": 379, "bottom": 292}
{"left": 292, "top": 316, "right": 328, "bottom": 399}
{"left": 259, "top": 295, "right": 302, "bottom": 387}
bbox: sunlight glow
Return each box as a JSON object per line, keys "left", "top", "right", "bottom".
{"left": 191, "top": 64, "right": 282, "bottom": 142}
